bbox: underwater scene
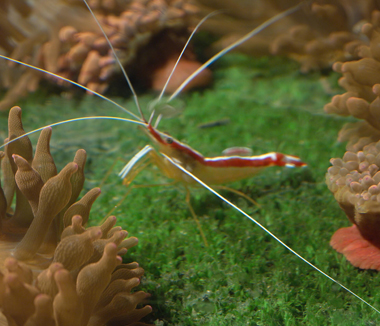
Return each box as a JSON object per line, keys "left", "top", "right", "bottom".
{"left": 1, "top": 1, "right": 380, "bottom": 325}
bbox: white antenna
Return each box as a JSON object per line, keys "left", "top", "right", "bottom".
{"left": 169, "top": 3, "right": 303, "bottom": 101}
{"left": 0, "top": 55, "right": 142, "bottom": 121}
{"left": 157, "top": 11, "right": 221, "bottom": 103}
{"left": 0, "top": 116, "right": 147, "bottom": 150}
{"left": 145, "top": 11, "right": 221, "bottom": 128}
{"left": 82, "top": 0, "right": 146, "bottom": 121}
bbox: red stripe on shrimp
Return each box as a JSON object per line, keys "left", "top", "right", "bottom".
{"left": 203, "top": 153, "right": 306, "bottom": 168}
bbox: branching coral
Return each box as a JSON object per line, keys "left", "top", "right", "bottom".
{"left": 0, "top": 0, "right": 211, "bottom": 111}
{"left": 0, "top": 106, "right": 152, "bottom": 325}
{"left": 326, "top": 140, "right": 380, "bottom": 270}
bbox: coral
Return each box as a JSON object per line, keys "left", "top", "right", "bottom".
{"left": 0, "top": 106, "right": 152, "bottom": 325}
{"left": 196, "top": 0, "right": 299, "bottom": 56}
{"left": 199, "top": 1, "right": 379, "bottom": 72}
{"left": 270, "top": 1, "right": 377, "bottom": 72}
{"left": 0, "top": 0, "right": 211, "bottom": 110}
{"left": 326, "top": 140, "right": 380, "bottom": 270}
{"left": 324, "top": 10, "right": 380, "bottom": 149}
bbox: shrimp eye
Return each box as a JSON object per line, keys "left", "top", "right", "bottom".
{"left": 165, "top": 137, "right": 174, "bottom": 144}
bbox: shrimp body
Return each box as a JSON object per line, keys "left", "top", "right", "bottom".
{"left": 120, "top": 123, "right": 306, "bottom": 186}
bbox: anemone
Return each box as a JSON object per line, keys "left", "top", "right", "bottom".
{"left": 198, "top": 0, "right": 379, "bottom": 72}
{"left": 324, "top": 10, "right": 380, "bottom": 149}
{"left": 0, "top": 106, "right": 152, "bottom": 325}
{"left": 270, "top": 1, "right": 375, "bottom": 72}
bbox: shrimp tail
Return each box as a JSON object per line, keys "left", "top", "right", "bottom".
{"left": 275, "top": 153, "right": 307, "bottom": 168}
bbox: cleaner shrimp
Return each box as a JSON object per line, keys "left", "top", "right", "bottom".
{"left": 1, "top": 1, "right": 380, "bottom": 324}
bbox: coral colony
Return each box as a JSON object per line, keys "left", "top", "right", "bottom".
{"left": 0, "top": 0, "right": 210, "bottom": 110}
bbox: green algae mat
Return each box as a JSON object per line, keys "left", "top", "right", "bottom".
{"left": 1, "top": 54, "right": 378, "bottom": 325}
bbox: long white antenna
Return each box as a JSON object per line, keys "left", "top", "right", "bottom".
{"left": 145, "top": 11, "right": 221, "bottom": 129}
{"left": 82, "top": 0, "right": 145, "bottom": 121}
{"left": 0, "top": 55, "right": 142, "bottom": 121}
{"left": 169, "top": 2, "right": 303, "bottom": 101}
{"left": 157, "top": 11, "right": 221, "bottom": 102}
{"left": 0, "top": 116, "right": 147, "bottom": 150}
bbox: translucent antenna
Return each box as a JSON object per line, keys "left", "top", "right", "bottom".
{"left": 148, "top": 109, "right": 156, "bottom": 126}
{"left": 153, "top": 114, "right": 163, "bottom": 129}
{"left": 162, "top": 153, "right": 380, "bottom": 316}
{"left": 169, "top": 2, "right": 303, "bottom": 101}
{"left": 82, "top": 0, "right": 145, "bottom": 122}
{"left": 0, "top": 116, "right": 147, "bottom": 150}
{"left": 146, "top": 11, "right": 220, "bottom": 127}
{"left": 0, "top": 55, "right": 142, "bottom": 122}
{"left": 157, "top": 11, "right": 222, "bottom": 102}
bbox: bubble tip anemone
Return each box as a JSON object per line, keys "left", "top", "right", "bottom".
{"left": 0, "top": 106, "right": 153, "bottom": 325}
